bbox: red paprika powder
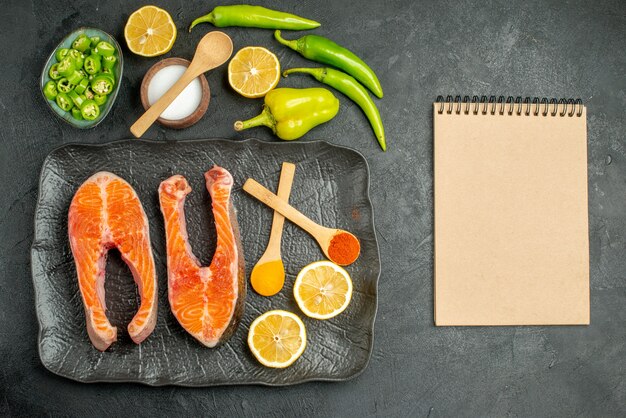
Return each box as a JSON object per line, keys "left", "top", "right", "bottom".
{"left": 327, "top": 232, "right": 360, "bottom": 265}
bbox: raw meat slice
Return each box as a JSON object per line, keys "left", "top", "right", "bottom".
{"left": 68, "top": 172, "right": 158, "bottom": 351}
{"left": 158, "top": 166, "right": 245, "bottom": 347}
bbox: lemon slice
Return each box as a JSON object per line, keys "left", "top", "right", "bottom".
{"left": 124, "top": 6, "right": 177, "bottom": 57}
{"left": 293, "top": 261, "right": 353, "bottom": 320}
{"left": 248, "top": 310, "right": 306, "bottom": 368}
{"left": 228, "top": 46, "right": 280, "bottom": 98}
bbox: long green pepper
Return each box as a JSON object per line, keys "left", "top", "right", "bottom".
{"left": 189, "top": 5, "right": 320, "bottom": 31}
{"left": 274, "top": 30, "right": 383, "bottom": 99}
{"left": 284, "top": 67, "right": 386, "bottom": 151}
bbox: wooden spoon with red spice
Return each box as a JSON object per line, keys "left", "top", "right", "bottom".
{"left": 243, "top": 178, "right": 360, "bottom": 266}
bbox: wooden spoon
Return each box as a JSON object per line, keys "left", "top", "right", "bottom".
{"left": 243, "top": 178, "right": 361, "bottom": 266}
{"left": 130, "top": 31, "right": 233, "bottom": 138}
{"left": 249, "top": 162, "right": 296, "bottom": 296}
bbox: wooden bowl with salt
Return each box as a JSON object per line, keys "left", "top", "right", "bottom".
{"left": 140, "top": 57, "right": 210, "bottom": 129}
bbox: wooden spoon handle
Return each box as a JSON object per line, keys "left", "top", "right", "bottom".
{"left": 130, "top": 68, "right": 200, "bottom": 138}
{"left": 243, "top": 178, "right": 326, "bottom": 238}
{"left": 266, "top": 162, "right": 296, "bottom": 251}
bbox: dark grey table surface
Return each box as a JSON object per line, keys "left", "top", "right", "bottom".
{"left": 1, "top": 0, "right": 624, "bottom": 416}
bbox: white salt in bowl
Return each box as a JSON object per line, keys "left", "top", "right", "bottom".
{"left": 140, "top": 57, "right": 210, "bottom": 129}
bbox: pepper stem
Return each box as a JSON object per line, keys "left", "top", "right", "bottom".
{"left": 282, "top": 67, "right": 326, "bottom": 83}
{"left": 234, "top": 106, "right": 276, "bottom": 133}
{"left": 189, "top": 12, "right": 215, "bottom": 32}
{"left": 274, "top": 30, "right": 300, "bottom": 52}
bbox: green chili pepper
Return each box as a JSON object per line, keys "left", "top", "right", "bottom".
{"left": 72, "top": 34, "right": 91, "bottom": 52}
{"left": 91, "top": 46, "right": 100, "bottom": 55}
{"left": 93, "top": 94, "right": 107, "bottom": 106}
{"left": 274, "top": 31, "right": 383, "bottom": 99}
{"left": 284, "top": 67, "right": 386, "bottom": 150}
{"left": 68, "top": 90, "right": 85, "bottom": 108}
{"left": 56, "top": 77, "right": 74, "bottom": 93}
{"left": 189, "top": 5, "right": 320, "bottom": 32}
{"left": 234, "top": 87, "right": 339, "bottom": 140}
{"left": 102, "top": 55, "right": 117, "bottom": 70}
{"left": 57, "top": 57, "right": 76, "bottom": 77}
{"left": 49, "top": 63, "right": 61, "bottom": 80}
{"left": 84, "top": 54, "right": 101, "bottom": 74}
{"left": 55, "top": 92, "right": 73, "bottom": 111}
{"left": 89, "top": 36, "right": 101, "bottom": 46}
{"left": 67, "top": 70, "right": 84, "bottom": 85}
{"left": 71, "top": 107, "right": 83, "bottom": 120}
{"left": 101, "top": 68, "right": 115, "bottom": 79}
{"left": 84, "top": 87, "right": 95, "bottom": 100}
{"left": 74, "top": 78, "right": 90, "bottom": 94}
{"left": 68, "top": 49, "right": 84, "bottom": 69}
{"left": 55, "top": 48, "right": 69, "bottom": 62}
{"left": 95, "top": 41, "right": 115, "bottom": 57}
{"left": 80, "top": 99, "right": 100, "bottom": 120}
{"left": 43, "top": 80, "right": 58, "bottom": 100}
{"left": 90, "top": 74, "right": 114, "bottom": 95}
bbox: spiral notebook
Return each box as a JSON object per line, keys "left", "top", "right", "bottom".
{"left": 434, "top": 96, "right": 589, "bottom": 326}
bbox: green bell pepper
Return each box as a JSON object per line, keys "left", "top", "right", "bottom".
{"left": 234, "top": 87, "right": 339, "bottom": 140}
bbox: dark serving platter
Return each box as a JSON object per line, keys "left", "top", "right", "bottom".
{"left": 31, "top": 138, "right": 380, "bottom": 386}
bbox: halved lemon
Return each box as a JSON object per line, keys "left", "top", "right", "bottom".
{"left": 293, "top": 261, "right": 353, "bottom": 320}
{"left": 124, "top": 6, "right": 177, "bottom": 57}
{"left": 228, "top": 46, "right": 280, "bottom": 98}
{"left": 248, "top": 310, "right": 306, "bottom": 368}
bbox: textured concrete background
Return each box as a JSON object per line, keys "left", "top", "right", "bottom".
{"left": 1, "top": 0, "right": 625, "bottom": 416}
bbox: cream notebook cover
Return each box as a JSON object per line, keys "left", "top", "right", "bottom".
{"left": 433, "top": 97, "right": 589, "bottom": 326}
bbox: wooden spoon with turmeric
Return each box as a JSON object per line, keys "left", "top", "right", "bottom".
{"left": 250, "top": 162, "right": 296, "bottom": 296}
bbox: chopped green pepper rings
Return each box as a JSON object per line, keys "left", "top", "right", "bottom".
{"left": 71, "top": 107, "right": 83, "bottom": 120}
{"left": 102, "top": 55, "right": 117, "bottom": 70}
{"left": 56, "top": 77, "right": 74, "bottom": 93}
{"left": 57, "top": 57, "right": 76, "bottom": 77}
{"left": 84, "top": 55, "right": 101, "bottom": 74}
{"left": 55, "top": 92, "right": 73, "bottom": 111}
{"left": 80, "top": 99, "right": 100, "bottom": 120}
{"left": 43, "top": 81, "right": 58, "bottom": 100}
{"left": 74, "top": 78, "right": 90, "bottom": 94}
{"left": 93, "top": 94, "right": 107, "bottom": 106}
{"left": 68, "top": 49, "right": 84, "bottom": 69}
{"left": 68, "top": 90, "right": 85, "bottom": 108}
{"left": 72, "top": 34, "right": 91, "bottom": 52}
{"left": 91, "top": 74, "right": 114, "bottom": 95}
{"left": 84, "top": 87, "right": 95, "bottom": 100}
{"left": 49, "top": 63, "right": 61, "bottom": 80}
{"left": 96, "top": 41, "right": 115, "bottom": 57}
{"left": 44, "top": 32, "right": 118, "bottom": 122}
{"left": 55, "top": 48, "right": 69, "bottom": 62}
{"left": 67, "top": 70, "right": 84, "bottom": 85}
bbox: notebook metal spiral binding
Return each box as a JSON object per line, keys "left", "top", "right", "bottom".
{"left": 435, "top": 95, "right": 583, "bottom": 117}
